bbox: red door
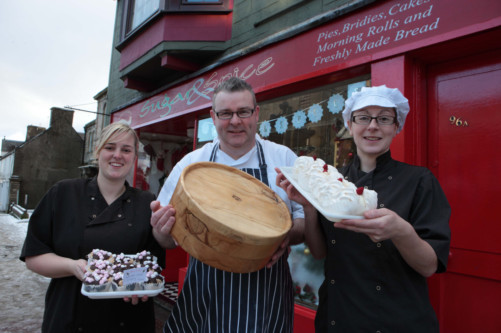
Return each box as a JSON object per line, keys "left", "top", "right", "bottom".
{"left": 427, "top": 49, "right": 501, "bottom": 332}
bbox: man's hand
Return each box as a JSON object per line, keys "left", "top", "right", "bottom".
{"left": 265, "top": 234, "right": 291, "bottom": 268}
{"left": 150, "top": 201, "right": 178, "bottom": 248}
{"left": 275, "top": 167, "right": 312, "bottom": 207}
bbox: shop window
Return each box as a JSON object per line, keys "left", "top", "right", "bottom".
{"left": 135, "top": 146, "right": 152, "bottom": 192}
{"left": 258, "top": 75, "right": 370, "bottom": 308}
{"left": 196, "top": 117, "right": 217, "bottom": 148}
{"left": 134, "top": 137, "right": 194, "bottom": 195}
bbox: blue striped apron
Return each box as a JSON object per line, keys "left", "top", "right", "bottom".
{"left": 164, "top": 142, "right": 294, "bottom": 333}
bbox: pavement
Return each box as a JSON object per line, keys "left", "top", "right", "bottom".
{"left": 0, "top": 213, "right": 48, "bottom": 333}
{"left": 0, "top": 212, "right": 173, "bottom": 333}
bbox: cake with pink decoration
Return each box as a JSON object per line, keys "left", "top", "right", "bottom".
{"left": 82, "top": 249, "right": 164, "bottom": 294}
{"left": 87, "top": 249, "right": 115, "bottom": 263}
{"left": 82, "top": 269, "right": 112, "bottom": 292}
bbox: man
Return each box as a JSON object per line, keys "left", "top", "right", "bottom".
{"left": 151, "top": 77, "right": 305, "bottom": 332}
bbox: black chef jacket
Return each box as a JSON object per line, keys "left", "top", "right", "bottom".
{"left": 315, "top": 151, "right": 451, "bottom": 333}
{"left": 20, "top": 177, "right": 165, "bottom": 333}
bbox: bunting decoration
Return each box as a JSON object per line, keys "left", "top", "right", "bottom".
{"left": 257, "top": 81, "right": 368, "bottom": 137}
{"left": 292, "top": 110, "right": 307, "bottom": 129}
{"left": 259, "top": 120, "right": 272, "bottom": 137}
{"left": 307, "top": 103, "right": 323, "bottom": 123}
{"left": 327, "top": 93, "right": 344, "bottom": 114}
{"left": 275, "top": 116, "right": 288, "bottom": 134}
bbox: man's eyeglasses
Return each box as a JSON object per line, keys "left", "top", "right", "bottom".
{"left": 215, "top": 108, "right": 255, "bottom": 120}
{"left": 352, "top": 115, "right": 396, "bottom": 126}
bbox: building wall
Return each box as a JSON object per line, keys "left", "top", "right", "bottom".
{"left": 12, "top": 108, "right": 84, "bottom": 209}
{"left": 95, "top": 89, "right": 110, "bottom": 137}
{"left": 106, "top": 0, "right": 370, "bottom": 114}
{"left": 1, "top": 139, "right": 23, "bottom": 156}
{"left": 26, "top": 125, "right": 45, "bottom": 141}
{"left": 83, "top": 120, "right": 97, "bottom": 165}
{"left": 0, "top": 153, "right": 14, "bottom": 180}
{"left": 0, "top": 154, "right": 15, "bottom": 211}
{"left": 230, "top": 0, "right": 353, "bottom": 49}
{"left": 108, "top": 2, "right": 133, "bottom": 114}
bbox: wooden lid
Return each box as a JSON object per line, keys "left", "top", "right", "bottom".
{"left": 170, "top": 162, "right": 292, "bottom": 273}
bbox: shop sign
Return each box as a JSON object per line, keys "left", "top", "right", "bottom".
{"left": 113, "top": 0, "right": 501, "bottom": 128}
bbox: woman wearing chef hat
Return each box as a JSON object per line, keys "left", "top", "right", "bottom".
{"left": 277, "top": 85, "right": 451, "bottom": 332}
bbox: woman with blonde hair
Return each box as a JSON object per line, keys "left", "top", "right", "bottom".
{"left": 20, "top": 122, "right": 164, "bottom": 332}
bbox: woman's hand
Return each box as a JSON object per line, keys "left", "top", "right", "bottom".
{"left": 26, "top": 253, "right": 88, "bottom": 280}
{"left": 333, "top": 208, "right": 407, "bottom": 242}
{"left": 123, "top": 295, "right": 149, "bottom": 305}
{"left": 334, "top": 208, "right": 438, "bottom": 277}
{"left": 73, "top": 259, "right": 88, "bottom": 281}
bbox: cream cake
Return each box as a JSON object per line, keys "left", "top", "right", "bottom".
{"left": 291, "top": 156, "right": 378, "bottom": 216}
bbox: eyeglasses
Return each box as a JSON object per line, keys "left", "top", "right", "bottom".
{"left": 214, "top": 108, "right": 254, "bottom": 120}
{"left": 352, "top": 115, "right": 396, "bottom": 126}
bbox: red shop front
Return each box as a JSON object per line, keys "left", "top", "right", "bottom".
{"left": 112, "top": 0, "right": 501, "bottom": 331}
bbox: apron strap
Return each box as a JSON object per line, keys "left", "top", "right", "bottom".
{"left": 209, "top": 144, "right": 218, "bottom": 162}
{"left": 256, "top": 141, "right": 269, "bottom": 186}
{"left": 209, "top": 141, "right": 269, "bottom": 186}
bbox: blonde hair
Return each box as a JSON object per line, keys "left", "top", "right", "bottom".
{"left": 94, "top": 122, "right": 139, "bottom": 159}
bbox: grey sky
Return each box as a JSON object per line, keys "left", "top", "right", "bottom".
{"left": 0, "top": 0, "right": 116, "bottom": 141}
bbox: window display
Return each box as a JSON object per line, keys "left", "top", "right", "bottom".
{"left": 133, "top": 139, "right": 192, "bottom": 195}
{"left": 258, "top": 75, "right": 370, "bottom": 308}
{"left": 196, "top": 117, "right": 217, "bottom": 146}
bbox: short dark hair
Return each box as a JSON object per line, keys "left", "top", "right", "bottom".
{"left": 212, "top": 77, "right": 257, "bottom": 109}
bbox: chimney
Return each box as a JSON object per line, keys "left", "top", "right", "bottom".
{"left": 50, "top": 107, "right": 74, "bottom": 132}
{"left": 26, "top": 125, "right": 46, "bottom": 141}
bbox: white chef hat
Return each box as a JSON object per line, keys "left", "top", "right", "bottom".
{"left": 342, "top": 85, "right": 410, "bottom": 133}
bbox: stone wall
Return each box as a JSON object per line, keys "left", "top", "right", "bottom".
{"left": 12, "top": 108, "right": 84, "bottom": 209}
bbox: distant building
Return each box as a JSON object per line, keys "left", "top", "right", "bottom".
{"left": 79, "top": 88, "right": 109, "bottom": 178}
{"left": 80, "top": 119, "right": 98, "bottom": 178}
{"left": 1, "top": 139, "right": 24, "bottom": 156}
{"left": 93, "top": 87, "right": 110, "bottom": 138}
{"left": 0, "top": 107, "right": 84, "bottom": 210}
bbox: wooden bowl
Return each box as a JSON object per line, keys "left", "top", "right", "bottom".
{"left": 170, "top": 162, "right": 292, "bottom": 273}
